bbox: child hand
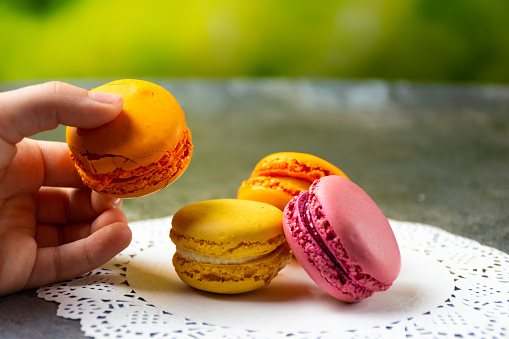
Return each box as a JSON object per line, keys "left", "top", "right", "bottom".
{"left": 0, "top": 81, "right": 132, "bottom": 296}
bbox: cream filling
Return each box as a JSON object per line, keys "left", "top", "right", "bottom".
{"left": 176, "top": 247, "right": 268, "bottom": 265}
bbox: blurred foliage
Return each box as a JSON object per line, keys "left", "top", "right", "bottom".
{"left": 1, "top": 0, "right": 509, "bottom": 83}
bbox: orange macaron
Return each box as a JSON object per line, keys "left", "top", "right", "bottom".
{"left": 237, "top": 152, "right": 348, "bottom": 210}
{"left": 66, "top": 79, "right": 193, "bottom": 198}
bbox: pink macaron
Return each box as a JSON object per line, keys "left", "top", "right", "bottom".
{"left": 282, "top": 175, "right": 401, "bottom": 302}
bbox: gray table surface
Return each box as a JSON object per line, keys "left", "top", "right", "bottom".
{"left": 1, "top": 78, "right": 508, "bottom": 338}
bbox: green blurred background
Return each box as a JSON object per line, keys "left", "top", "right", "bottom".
{"left": 1, "top": 0, "right": 509, "bottom": 83}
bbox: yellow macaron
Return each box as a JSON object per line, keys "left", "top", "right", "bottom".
{"left": 169, "top": 199, "right": 292, "bottom": 294}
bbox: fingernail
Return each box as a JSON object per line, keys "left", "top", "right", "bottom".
{"left": 89, "top": 91, "right": 122, "bottom": 104}
{"left": 113, "top": 198, "right": 123, "bottom": 208}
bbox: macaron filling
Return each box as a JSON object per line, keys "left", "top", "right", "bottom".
{"left": 298, "top": 191, "right": 350, "bottom": 285}
{"left": 284, "top": 176, "right": 401, "bottom": 302}
{"left": 176, "top": 247, "right": 268, "bottom": 265}
{"left": 172, "top": 242, "right": 293, "bottom": 294}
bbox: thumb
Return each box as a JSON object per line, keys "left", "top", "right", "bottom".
{"left": 0, "top": 81, "right": 123, "bottom": 145}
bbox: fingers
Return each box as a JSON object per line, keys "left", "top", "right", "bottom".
{"left": 0, "top": 232, "right": 38, "bottom": 297}
{"left": 35, "top": 207, "right": 127, "bottom": 248}
{"left": 0, "top": 139, "right": 16, "bottom": 179}
{"left": 0, "top": 139, "right": 85, "bottom": 199}
{"left": 35, "top": 187, "right": 123, "bottom": 225}
{"left": 38, "top": 140, "right": 84, "bottom": 188}
{"left": 0, "top": 81, "right": 123, "bottom": 145}
{"left": 25, "top": 212, "right": 132, "bottom": 290}
{"left": 0, "top": 81, "right": 122, "bottom": 175}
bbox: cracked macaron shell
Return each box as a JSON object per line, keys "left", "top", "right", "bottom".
{"left": 66, "top": 79, "right": 189, "bottom": 174}
{"left": 170, "top": 199, "right": 287, "bottom": 258}
{"left": 71, "top": 133, "right": 191, "bottom": 198}
{"left": 66, "top": 79, "right": 192, "bottom": 197}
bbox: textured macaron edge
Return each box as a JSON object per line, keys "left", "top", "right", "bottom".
{"left": 70, "top": 127, "right": 193, "bottom": 197}
{"left": 238, "top": 176, "right": 304, "bottom": 196}
{"left": 307, "top": 187, "right": 394, "bottom": 292}
{"left": 310, "top": 176, "right": 401, "bottom": 286}
{"left": 237, "top": 176, "right": 303, "bottom": 210}
{"left": 283, "top": 175, "right": 401, "bottom": 302}
{"left": 170, "top": 228, "right": 287, "bottom": 258}
{"left": 172, "top": 242, "right": 292, "bottom": 294}
{"left": 250, "top": 152, "right": 349, "bottom": 182}
{"left": 283, "top": 192, "right": 374, "bottom": 302}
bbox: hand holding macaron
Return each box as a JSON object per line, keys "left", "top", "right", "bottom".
{"left": 66, "top": 79, "right": 193, "bottom": 198}
{"left": 0, "top": 81, "right": 132, "bottom": 296}
{"left": 0, "top": 79, "right": 400, "bottom": 305}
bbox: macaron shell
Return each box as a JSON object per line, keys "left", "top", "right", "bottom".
{"left": 170, "top": 199, "right": 286, "bottom": 258}
{"left": 250, "top": 152, "right": 349, "bottom": 182}
{"left": 81, "top": 162, "right": 182, "bottom": 198}
{"left": 172, "top": 242, "right": 292, "bottom": 294}
{"left": 237, "top": 176, "right": 311, "bottom": 210}
{"left": 67, "top": 79, "right": 187, "bottom": 169}
{"left": 311, "top": 176, "right": 401, "bottom": 285}
{"left": 283, "top": 193, "right": 374, "bottom": 302}
{"left": 283, "top": 176, "right": 401, "bottom": 302}
{"left": 66, "top": 79, "right": 193, "bottom": 198}
{"left": 72, "top": 128, "right": 192, "bottom": 197}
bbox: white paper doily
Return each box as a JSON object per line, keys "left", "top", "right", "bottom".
{"left": 37, "top": 217, "right": 509, "bottom": 338}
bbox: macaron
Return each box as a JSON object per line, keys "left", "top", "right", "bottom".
{"left": 238, "top": 152, "right": 348, "bottom": 210}
{"left": 282, "top": 175, "right": 401, "bottom": 302}
{"left": 66, "top": 79, "right": 193, "bottom": 198}
{"left": 170, "top": 199, "right": 292, "bottom": 294}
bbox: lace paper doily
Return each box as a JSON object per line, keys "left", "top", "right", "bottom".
{"left": 37, "top": 217, "right": 509, "bottom": 338}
